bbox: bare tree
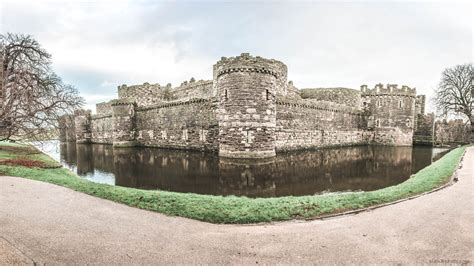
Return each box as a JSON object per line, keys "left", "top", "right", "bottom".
{"left": 0, "top": 33, "right": 84, "bottom": 141}
{"left": 434, "top": 63, "right": 473, "bottom": 140}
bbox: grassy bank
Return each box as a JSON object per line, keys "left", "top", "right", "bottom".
{"left": 0, "top": 142, "right": 466, "bottom": 224}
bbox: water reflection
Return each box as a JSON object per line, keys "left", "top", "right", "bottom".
{"left": 51, "top": 142, "right": 449, "bottom": 197}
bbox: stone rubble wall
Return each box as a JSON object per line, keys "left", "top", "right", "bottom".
{"left": 415, "top": 95, "right": 426, "bottom": 116}
{"left": 95, "top": 102, "right": 113, "bottom": 115}
{"left": 171, "top": 79, "right": 214, "bottom": 100}
{"left": 112, "top": 79, "right": 214, "bottom": 110}
{"left": 275, "top": 98, "right": 371, "bottom": 151}
{"left": 74, "top": 110, "right": 92, "bottom": 143}
{"left": 90, "top": 114, "right": 114, "bottom": 144}
{"left": 413, "top": 113, "right": 472, "bottom": 146}
{"left": 134, "top": 98, "right": 219, "bottom": 151}
{"left": 117, "top": 83, "right": 166, "bottom": 106}
{"left": 300, "top": 87, "right": 361, "bottom": 108}
{"left": 413, "top": 113, "right": 434, "bottom": 145}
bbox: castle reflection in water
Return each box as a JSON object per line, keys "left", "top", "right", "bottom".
{"left": 56, "top": 142, "right": 447, "bottom": 197}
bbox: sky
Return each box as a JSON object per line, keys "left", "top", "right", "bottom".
{"left": 1, "top": 0, "right": 472, "bottom": 112}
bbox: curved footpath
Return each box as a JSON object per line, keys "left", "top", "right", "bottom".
{"left": 1, "top": 148, "right": 473, "bottom": 264}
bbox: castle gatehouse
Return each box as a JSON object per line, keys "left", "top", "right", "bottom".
{"left": 59, "top": 53, "right": 425, "bottom": 158}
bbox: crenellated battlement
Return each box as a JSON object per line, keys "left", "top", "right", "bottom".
{"left": 177, "top": 77, "right": 211, "bottom": 88}
{"left": 360, "top": 83, "right": 418, "bottom": 146}
{"left": 217, "top": 67, "right": 279, "bottom": 79}
{"left": 172, "top": 79, "right": 213, "bottom": 100}
{"left": 110, "top": 98, "right": 136, "bottom": 106}
{"left": 215, "top": 53, "right": 282, "bottom": 66}
{"left": 95, "top": 101, "right": 112, "bottom": 115}
{"left": 360, "top": 83, "right": 417, "bottom": 97}
{"left": 214, "top": 53, "right": 285, "bottom": 79}
{"left": 214, "top": 53, "right": 290, "bottom": 98}
{"left": 118, "top": 82, "right": 165, "bottom": 98}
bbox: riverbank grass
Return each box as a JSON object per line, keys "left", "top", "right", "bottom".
{"left": 0, "top": 141, "right": 466, "bottom": 224}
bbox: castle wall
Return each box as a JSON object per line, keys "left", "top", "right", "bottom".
{"left": 90, "top": 114, "right": 114, "bottom": 144}
{"left": 300, "top": 88, "right": 361, "bottom": 108}
{"left": 134, "top": 99, "right": 218, "bottom": 151}
{"left": 96, "top": 102, "right": 113, "bottom": 115}
{"left": 415, "top": 95, "right": 426, "bottom": 116}
{"left": 413, "top": 113, "right": 434, "bottom": 145}
{"left": 118, "top": 83, "right": 166, "bottom": 106}
{"left": 114, "top": 79, "right": 214, "bottom": 108}
{"left": 171, "top": 79, "right": 214, "bottom": 100}
{"left": 275, "top": 99, "right": 370, "bottom": 151}
{"left": 58, "top": 53, "right": 428, "bottom": 158}
{"left": 413, "top": 115, "right": 471, "bottom": 146}
{"left": 74, "top": 110, "right": 92, "bottom": 143}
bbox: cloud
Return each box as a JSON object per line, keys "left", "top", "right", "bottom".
{"left": 1, "top": 0, "right": 472, "bottom": 113}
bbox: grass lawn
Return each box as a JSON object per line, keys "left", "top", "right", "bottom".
{"left": 0, "top": 141, "right": 466, "bottom": 224}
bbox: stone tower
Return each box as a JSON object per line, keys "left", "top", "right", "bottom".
{"left": 361, "top": 83, "right": 417, "bottom": 145}
{"left": 111, "top": 99, "right": 138, "bottom": 147}
{"left": 74, "top": 109, "right": 92, "bottom": 143}
{"left": 214, "top": 53, "right": 285, "bottom": 158}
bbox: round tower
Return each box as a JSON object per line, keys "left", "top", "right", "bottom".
{"left": 361, "top": 83, "right": 417, "bottom": 145}
{"left": 214, "top": 53, "right": 283, "bottom": 158}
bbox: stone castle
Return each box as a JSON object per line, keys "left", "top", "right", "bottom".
{"left": 59, "top": 53, "right": 426, "bottom": 158}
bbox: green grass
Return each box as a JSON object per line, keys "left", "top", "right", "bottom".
{"left": 0, "top": 141, "right": 466, "bottom": 224}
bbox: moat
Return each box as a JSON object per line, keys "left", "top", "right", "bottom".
{"left": 41, "top": 141, "right": 448, "bottom": 198}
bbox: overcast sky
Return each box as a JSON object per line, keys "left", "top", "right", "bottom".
{"left": 1, "top": 0, "right": 472, "bottom": 112}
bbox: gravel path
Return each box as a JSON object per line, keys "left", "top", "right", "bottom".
{"left": 1, "top": 147, "right": 473, "bottom": 264}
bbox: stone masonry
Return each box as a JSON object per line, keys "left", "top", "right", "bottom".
{"left": 59, "top": 53, "right": 426, "bottom": 158}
